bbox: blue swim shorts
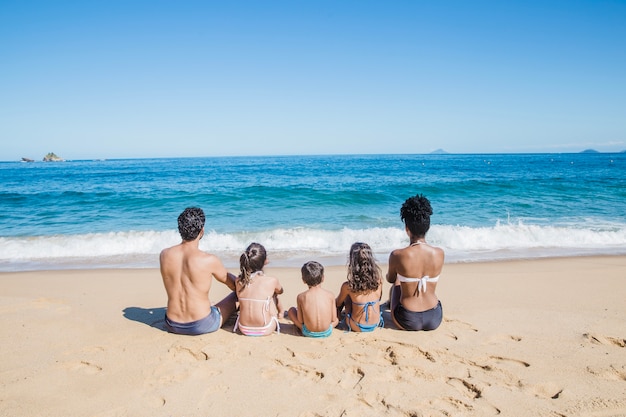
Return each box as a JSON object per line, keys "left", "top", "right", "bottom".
{"left": 302, "top": 323, "right": 333, "bottom": 338}
{"left": 165, "top": 306, "right": 222, "bottom": 335}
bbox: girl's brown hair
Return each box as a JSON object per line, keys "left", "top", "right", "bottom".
{"left": 347, "top": 242, "right": 381, "bottom": 293}
{"left": 238, "top": 242, "right": 267, "bottom": 288}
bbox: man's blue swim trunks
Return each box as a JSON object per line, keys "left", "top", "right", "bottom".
{"left": 164, "top": 306, "right": 222, "bottom": 335}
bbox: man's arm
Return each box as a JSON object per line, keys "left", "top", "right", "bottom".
{"left": 225, "top": 272, "right": 237, "bottom": 292}
{"left": 210, "top": 256, "right": 237, "bottom": 292}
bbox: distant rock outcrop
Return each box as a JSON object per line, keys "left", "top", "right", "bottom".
{"left": 21, "top": 157, "right": 35, "bottom": 162}
{"left": 430, "top": 148, "right": 449, "bottom": 154}
{"left": 581, "top": 149, "right": 599, "bottom": 153}
{"left": 43, "top": 152, "right": 64, "bottom": 162}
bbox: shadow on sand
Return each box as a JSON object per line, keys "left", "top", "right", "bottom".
{"left": 123, "top": 307, "right": 167, "bottom": 331}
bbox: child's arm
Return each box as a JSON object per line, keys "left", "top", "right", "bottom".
{"left": 329, "top": 291, "right": 339, "bottom": 327}
{"left": 335, "top": 282, "right": 349, "bottom": 313}
{"left": 268, "top": 277, "right": 284, "bottom": 317}
{"left": 274, "top": 277, "right": 284, "bottom": 295}
{"left": 296, "top": 296, "right": 305, "bottom": 327}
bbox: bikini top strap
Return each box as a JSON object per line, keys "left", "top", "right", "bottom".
{"left": 417, "top": 276, "right": 440, "bottom": 293}
{"left": 357, "top": 300, "right": 378, "bottom": 322}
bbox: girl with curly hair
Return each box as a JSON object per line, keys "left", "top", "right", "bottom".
{"left": 336, "top": 242, "right": 384, "bottom": 332}
{"left": 386, "top": 194, "right": 444, "bottom": 331}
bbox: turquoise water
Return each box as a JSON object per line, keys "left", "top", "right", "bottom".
{"left": 1, "top": 153, "right": 625, "bottom": 271}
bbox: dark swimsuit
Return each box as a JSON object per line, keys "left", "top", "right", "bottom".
{"left": 393, "top": 300, "right": 442, "bottom": 331}
{"left": 164, "top": 305, "right": 222, "bottom": 335}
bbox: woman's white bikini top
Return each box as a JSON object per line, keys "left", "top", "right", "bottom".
{"left": 398, "top": 241, "right": 440, "bottom": 293}
{"left": 397, "top": 274, "right": 439, "bottom": 293}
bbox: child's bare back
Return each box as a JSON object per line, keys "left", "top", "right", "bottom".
{"left": 288, "top": 261, "right": 338, "bottom": 337}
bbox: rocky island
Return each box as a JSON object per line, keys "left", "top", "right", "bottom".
{"left": 43, "top": 152, "right": 64, "bottom": 162}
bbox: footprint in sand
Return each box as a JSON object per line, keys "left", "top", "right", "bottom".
{"left": 68, "top": 360, "right": 103, "bottom": 374}
{"left": 446, "top": 377, "right": 483, "bottom": 400}
{"left": 444, "top": 318, "right": 479, "bottom": 332}
{"left": 336, "top": 366, "right": 365, "bottom": 390}
{"left": 167, "top": 345, "right": 209, "bottom": 361}
{"left": 144, "top": 396, "right": 166, "bottom": 408}
{"left": 385, "top": 346, "right": 399, "bottom": 365}
{"left": 484, "top": 333, "right": 523, "bottom": 345}
{"left": 260, "top": 359, "right": 324, "bottom": 381}
{"left": 586, "top": 365, "right": 626, "bottom": 381}
{"left": 489, "top": 355, "right": 530, "bottom": 368}
{"left": 527, "top": 382, "right": 563, "bottom": 399}
{"left": 583, "top": 333, "right": 626, "bottom": 348}
{"left": 286, "top": 347, "right": 323, "bottom": 360}
{"left": 431, "top": 396, "right": 474, "bottom": 414}
{"left": 431, "top": 396, "right": 501, "bottom": 416}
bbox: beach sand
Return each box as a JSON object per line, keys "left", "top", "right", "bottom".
{"left": 1, "top": 256, "right": 625, "bottom": 416}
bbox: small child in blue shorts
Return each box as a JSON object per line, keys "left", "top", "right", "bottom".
{"left": 288, "top": 261, "right": 338, "bottom": 337}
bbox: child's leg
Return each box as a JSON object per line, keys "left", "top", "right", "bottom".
{"left": 287, "top": 307, "right": 302, "bottom": 330}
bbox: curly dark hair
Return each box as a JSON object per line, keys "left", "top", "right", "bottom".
{"left": 347, "top": 242, "right": 381, "bottom": 293}
{"left": 239, "top": 242, "right": 267, "bottom": 288}
{"left": 400, "top": 194, "right": 433, "bottom": 237}
{"left": 301, "top": 261, "right": 324, "bottom": 287}
{"left": 177, "top": 207, "right": 205, "bottom": 241}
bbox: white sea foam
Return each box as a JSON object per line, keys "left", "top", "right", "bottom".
{"left": 1, "top": 222, "right": 625, "bottom": 271}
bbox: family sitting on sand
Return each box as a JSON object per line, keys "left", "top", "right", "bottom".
{"left": 160, "top": 194, "right": 444, "bottom": 337}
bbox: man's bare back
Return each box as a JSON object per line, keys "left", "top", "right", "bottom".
{"left": 160, "top": 207, "right": 237, "bottom": 335}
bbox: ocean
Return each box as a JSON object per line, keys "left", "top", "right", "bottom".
{"left": 1, "top": 153, "right": 625, "bottom": 272}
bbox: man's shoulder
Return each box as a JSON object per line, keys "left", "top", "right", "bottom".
{"left": 191, "top": 251, "right": 224, "bottom": 270}
{"left": 160, "top": 245, "right": 174, "bottom": 255}
{"left": 160, "top": 244, "right": 181, "bottom": 262}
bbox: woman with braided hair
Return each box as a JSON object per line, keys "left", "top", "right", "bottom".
{"left": 234, "top": 242, "right": 284, "bottom": 336}
{"left": 336, "top": 242, "right": 384, "bottom": 332}
{"left": 387, "top": 194, "right": 444, "bottom": 331}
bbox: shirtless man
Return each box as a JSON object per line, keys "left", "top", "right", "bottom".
{"left": 160, "top": 207, "right": 237, "bottom": 335}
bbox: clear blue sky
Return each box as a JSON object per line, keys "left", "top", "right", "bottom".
{"left": 1, "top": 1, "right": 625, "bottom": 160}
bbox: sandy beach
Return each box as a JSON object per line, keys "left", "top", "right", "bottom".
{"left": 1, "top": 256, "right": 625, "bottom": 416}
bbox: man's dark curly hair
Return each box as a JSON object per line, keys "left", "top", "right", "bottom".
{"left": 400, "top": 194, "right": 433, "bottom": 237}
{"left": 347, "top": 242, "right": 382, "bottom": 293}
{"left": 177, "top": 207, "right": 205, "bottom": 241}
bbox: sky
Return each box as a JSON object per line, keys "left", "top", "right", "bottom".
{"left": 1, "top": 1, "right": 625, "bottom": 160}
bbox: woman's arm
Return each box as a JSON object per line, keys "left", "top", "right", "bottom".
{"left": 386, "top": 251, "right": 399, "bottom": 284}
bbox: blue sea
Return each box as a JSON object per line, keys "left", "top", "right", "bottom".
{"left": 1, "top": 153, "right": 625, "bottom": 272}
